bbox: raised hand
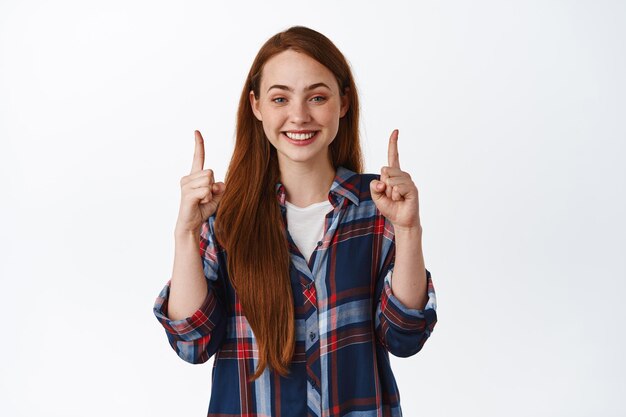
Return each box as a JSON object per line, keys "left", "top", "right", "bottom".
{"left": 369, "top": 129, "right": 421, "bottom": 232}
{"left": 175, "top": 130, "right": 226, "bottom": 235}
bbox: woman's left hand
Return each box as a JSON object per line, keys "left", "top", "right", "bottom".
{"left": 369, "top": 129, "right": 422, "bottom": 233}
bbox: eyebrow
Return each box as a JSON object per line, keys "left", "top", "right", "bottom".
{"left": 266, "top": 82, "right": 332, "bottom": 93}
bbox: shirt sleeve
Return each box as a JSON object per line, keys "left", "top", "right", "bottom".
{"left": 153, "top": 214, "right": 227, "bottom": 364}
{"left": 374, "top": 216, "right": 438, "bottom": 357}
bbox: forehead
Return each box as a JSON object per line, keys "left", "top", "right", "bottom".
{"left": 260, "top": 49, "right": 338, "bottom": 91}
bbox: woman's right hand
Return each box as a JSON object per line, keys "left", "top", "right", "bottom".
{"left": 175, "top": 130, "right": 226, "bottom": 236}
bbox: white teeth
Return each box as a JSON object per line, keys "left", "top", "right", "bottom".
{"left": 285, "top": 131, "right": 316, "bottom": 140}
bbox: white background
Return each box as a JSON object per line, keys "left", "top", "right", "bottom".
{"left": 1, "top": 1, "right": 624, "bottom": 416}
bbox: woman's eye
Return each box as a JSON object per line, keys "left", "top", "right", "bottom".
{"left": 272, "top": 97, "right": 286, "bottom": 104}
{"left": 311, "top": 96, "right": 326, "bottom": 102}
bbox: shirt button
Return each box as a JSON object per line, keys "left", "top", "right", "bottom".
{"left": 309, "top": 331, "right": 316, "bottom": 341}
{"left": 316, "top": 241, "right": 322, "bottom": 246}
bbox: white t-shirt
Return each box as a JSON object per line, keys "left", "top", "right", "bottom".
{"left": 285, "top": 199, "right": 334, "bottom": 263}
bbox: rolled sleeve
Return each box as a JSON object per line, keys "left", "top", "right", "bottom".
{"left": 153, "top": 279, "right": 224, "bottom": 342}
{"left": 375, "top": 266, "right": 437, "bottom": 357}
{"left": 153, "top": 279, "right": 226, "bottom": 364}
{"left": 380, "top": 267, "right": 437, "bottom": 332}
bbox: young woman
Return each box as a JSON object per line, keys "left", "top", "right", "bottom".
{"left": 154, "top": 25, "right": 437, "bottom": 417}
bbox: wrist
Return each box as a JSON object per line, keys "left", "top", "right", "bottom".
{"left": 393, "top": 223, "right": 423, "bottom": 236}
{"left": 174, "top": 227, "right": 200, "bottom": 242}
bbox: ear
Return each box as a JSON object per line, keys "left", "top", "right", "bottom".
{"left": 339, "top": 87, "right": 350, "bottom": 118}
{"left": 249, "top": 90, "right": 263, "bottom": 121}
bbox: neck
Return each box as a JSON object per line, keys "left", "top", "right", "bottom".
{"left": 278, "top": 155, "right": 336, "bottom": 208}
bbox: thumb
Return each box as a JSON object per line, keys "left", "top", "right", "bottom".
{"left": 211, "top": 182, "right": 226, "bottom": 204}
{"left": 370, "top": 179, "right": 387, "bottom": 201}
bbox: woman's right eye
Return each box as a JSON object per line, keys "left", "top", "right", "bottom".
{"left": 272, "top": 97, "right": 286, "bottom": 104}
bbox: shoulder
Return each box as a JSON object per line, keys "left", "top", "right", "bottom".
{"left": 336, "top": 166, "right": 381, "bottom": 205}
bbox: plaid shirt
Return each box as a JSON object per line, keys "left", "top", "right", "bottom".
{"left": 154, "top": 166, "right": 438, "bottom": 417}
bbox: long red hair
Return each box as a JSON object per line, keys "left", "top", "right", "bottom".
{"left": 214, "top": 26, "right": 363, "bottom": 381}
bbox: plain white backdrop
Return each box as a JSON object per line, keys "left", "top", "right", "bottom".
{"left": 1, "top": 0, "right": 624, "bottom": 416}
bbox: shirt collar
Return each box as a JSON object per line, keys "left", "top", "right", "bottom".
{"left": 275, "top": 165, "right": 361, "bottom": 208}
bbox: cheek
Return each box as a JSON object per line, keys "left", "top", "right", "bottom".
{"left": 318, "top": 105, "right": 342, "bottom": 127}
{"left": 260, "top": 113, "right": 284, "bottom": 142}
{"left": 258, "top": 113, "right": 276, "bottom": 131}
{"left": 261, "top": 122, "right": 277, "bottom": 142}
{"left": 261, "top": 108, "right": 285, "bottom": 127}
{"left": 310, "top": 105, "right": 335, "bottom": 123}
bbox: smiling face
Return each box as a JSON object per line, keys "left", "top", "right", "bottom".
{"left": 250, "top": 49, "right": 349, "bottom": 170}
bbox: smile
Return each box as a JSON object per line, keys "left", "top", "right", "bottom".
{"left": 284, "top": 131, "right": 319, "bottom": 140}
{"left": 281, "top": 131, "right": 320, "bottom": 146}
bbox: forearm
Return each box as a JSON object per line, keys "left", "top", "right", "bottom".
{"left": 391, "top": 225, "right": 428, "bottom": 310}
{"left": 168, "top": 230, "right": 208, "bottom": 320}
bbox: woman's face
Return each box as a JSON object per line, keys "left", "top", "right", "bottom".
{"left": 250, "top": 49, "right": 349, "bottom": 169}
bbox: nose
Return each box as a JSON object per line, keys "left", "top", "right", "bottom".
{"left": 289, "top": 100, "right": 312, "bottom": 124}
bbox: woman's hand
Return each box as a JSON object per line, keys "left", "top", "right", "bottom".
{"left": 369, "top": 129, "right": 422, "bottom": 233}
{"left": 175, "top": 130, "right": 226, "bottom": 235}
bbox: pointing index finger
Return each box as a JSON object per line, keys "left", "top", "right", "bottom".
{"left": 191, "top": 130, "right": 205, "bottom": 174}
{"left": 388, "top": 129, "right": 400, "bottom": 169}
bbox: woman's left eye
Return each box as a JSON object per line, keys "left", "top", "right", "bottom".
{"left": 311, "top": 96, "right": 326, "bottom": 102}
